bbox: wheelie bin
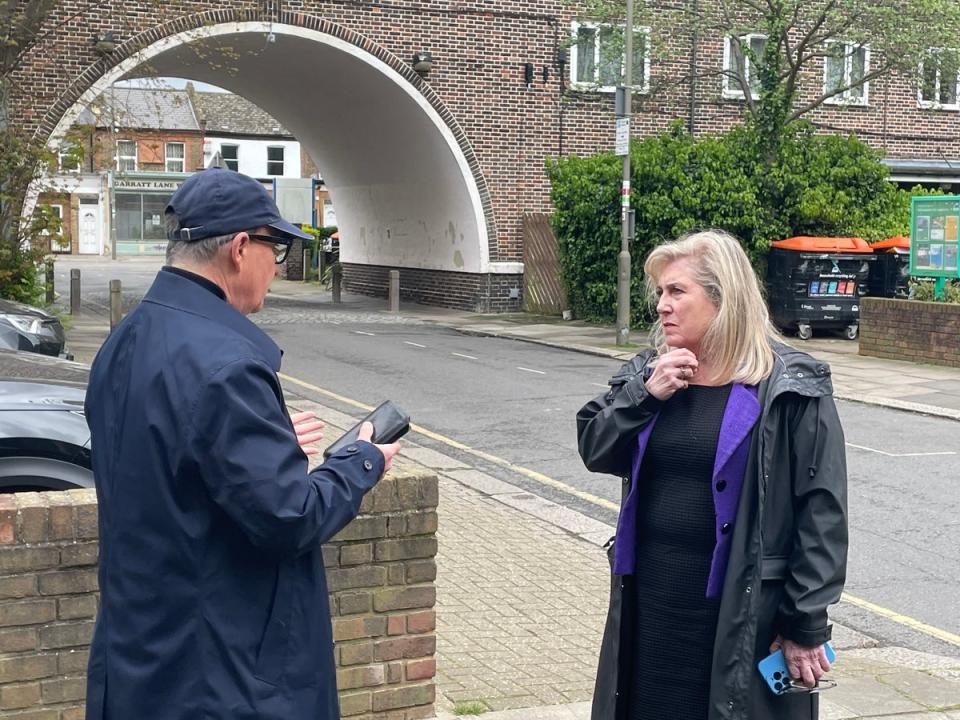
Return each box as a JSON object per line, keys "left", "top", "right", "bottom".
{"left": 766, "top": 236, "right": 874, "bottom": 340}
{"left": 867, "top": 236, "right": 910, "bottom": 299}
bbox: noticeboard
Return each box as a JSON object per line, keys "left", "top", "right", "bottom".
{"left": 910, "top": 196, "right": 960, "bottom": 278}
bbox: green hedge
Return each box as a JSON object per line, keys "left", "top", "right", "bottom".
{"left": 547, "top": 122, "right": 930, "bottom": 325}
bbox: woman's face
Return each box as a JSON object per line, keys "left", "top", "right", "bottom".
{"left": 655, "top": 257, "right": 718, "bottom": 356}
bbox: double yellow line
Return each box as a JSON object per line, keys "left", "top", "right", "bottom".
{"left": 280, "top": 371, "right": 960, "bottom": 650}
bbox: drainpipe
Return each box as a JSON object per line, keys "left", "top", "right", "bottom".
{"left": 689, "top": 0, "right": 699, "bottom": 134}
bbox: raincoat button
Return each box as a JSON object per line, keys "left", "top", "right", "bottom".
{"left": 346, "top": 445, "right": 359, "bottom": 454}
{"left": 716, "top": 479, "right": 727, "bottom": 492}
{"left": 721, "top": 523, "right": 732, "bottom": 534}
{"left": 745, "top": 585, "right": 752, "bottom": 594}
{"left": 363, "top": 459, "right": 373, "bottom": 471}
{"left": 728, "top": 700, "right": 734, "bottom": 709}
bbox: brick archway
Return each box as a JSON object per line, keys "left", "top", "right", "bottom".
{"left": 34, "top": 9, "right": 520, "bottom": 308}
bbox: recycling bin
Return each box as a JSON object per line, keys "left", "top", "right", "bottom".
{"left": 867, "top": 236, "right": 910, "bottom": 299}
{"left": 766, "top": 236, "right": 875, "bottom": 340}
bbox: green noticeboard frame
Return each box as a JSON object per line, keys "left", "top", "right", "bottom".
{"left": 910, "top": 196, "right": 960, "bottom": 298}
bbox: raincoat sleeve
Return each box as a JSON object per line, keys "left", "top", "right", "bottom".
{"left": 777, "top": 394, "right": 849, "bottom": 646}
{"left": 577, "top": 354, "right": 661, "bottom": 477}
{"left": 189, "top": 357, "right": 384, "bottom": 555}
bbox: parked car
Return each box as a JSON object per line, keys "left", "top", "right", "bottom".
{"left": 0, "top": 349, "right": 92, "bottom": 492}
{"left": 0, "top": 298, "right": 69, "bottom": 358}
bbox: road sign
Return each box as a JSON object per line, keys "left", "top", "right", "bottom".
{"left": 615, "top": 118, "right": 630, "bottom": 156}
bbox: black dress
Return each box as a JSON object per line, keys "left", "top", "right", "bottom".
{"left": 626, "top": 383, "right": 732, "bottom": 720}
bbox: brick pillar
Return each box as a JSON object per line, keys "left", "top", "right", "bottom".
{"left": 0, "top": 471, "right": 438, "bottom": 719}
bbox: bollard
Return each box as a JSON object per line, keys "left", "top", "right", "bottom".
{"left": 388, "top": 270, "right": 400, "bottom": 313}
{"left": 45, "top": 258, "right": 54, "bottom": 304}
{"left": 331, "top": 264, "right": 342, "bottom": 304}
{"left": 70, "top": 269, "right": 81, "bottom": 315}
{"left": 109, "top": 279, "right": 122, "bottom": 331}
{"left": 303, "top": 247, "right": 313, "bottom": 283}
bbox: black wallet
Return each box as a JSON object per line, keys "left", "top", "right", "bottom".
{"left": 322, "top": 400, "right": 410, "bottom": 458}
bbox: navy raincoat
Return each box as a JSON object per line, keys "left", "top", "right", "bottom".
{"left": 84, "top": 268, "right": 384, "bottom": 719}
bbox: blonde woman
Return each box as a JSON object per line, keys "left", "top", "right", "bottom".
{"left": 578, "top": 230, "right": 848, "bottom": 720}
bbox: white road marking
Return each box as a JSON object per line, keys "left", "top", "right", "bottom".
{"left": 517, "top": 366, "right": 546, "bottom": 375}
{"left": 404, "top": 341, "right": 427, "bottom": 348}
{"left": 845, "top": 442, "right": 956, "bottom": 458}
{"left": 452, "top": 352, "right": 478, "bottom": 360}
{"left": 353, "top": 331, "right": 375, "bottom": 336}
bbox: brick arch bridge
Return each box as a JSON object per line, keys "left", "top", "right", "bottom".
{"left": 10, "top": 2, "right": 578, "bottom": 311}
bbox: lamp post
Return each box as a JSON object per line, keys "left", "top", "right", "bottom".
{"left": 615, "top": 0, "right": 635, "bottom": 346}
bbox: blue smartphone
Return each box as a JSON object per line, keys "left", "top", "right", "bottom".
{"left": 757, "top": 641, "right": 836, "bottom": 695}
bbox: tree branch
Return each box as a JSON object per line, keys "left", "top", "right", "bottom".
{"left": 785, "top": 61, "right": 894, "bottom": 123}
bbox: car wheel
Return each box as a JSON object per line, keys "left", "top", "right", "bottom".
{"left": 844, "top": 324, "right": 859, "bottom": 341}
{"left": 797, "top": 324, "right": 813, "bottom": 341}
{"left": 0, "top": 457, "right": 94, "bottom": 492}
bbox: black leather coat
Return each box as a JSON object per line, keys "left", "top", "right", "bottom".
{"left": 577, "top": 343, "right": 848, "bottom": 720}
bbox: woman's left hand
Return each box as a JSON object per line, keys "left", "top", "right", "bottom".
{"left": 769, "top": 636, "right": 832, "bottom": 688}
{"left": 291, "top": 411, "right": 326, "bottom": 456}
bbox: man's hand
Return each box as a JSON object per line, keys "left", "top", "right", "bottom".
{"left": 357, "top": 421, "right": 401, "bottom": 475}
{"left": 769, "top": 636, "right": 832, "bottom": 688}
{"left": 291, "top": 411, "right": 326, "bottom": 456}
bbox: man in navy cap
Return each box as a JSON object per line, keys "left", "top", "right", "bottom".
{"left": 84, "top": 167, "right": 401, "bottom": 719}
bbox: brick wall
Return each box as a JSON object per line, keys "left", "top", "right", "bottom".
{"left": 342, "top": 263, "right": 522, "bottom": 312}
{"left": 860, "top": 297, "right": 960, "bottom": 368}
{"left": 12, "top": 3, "right": 960, "bottom": 308}
{"left": 0, "top": 469, "right": 438, "bottom": 719}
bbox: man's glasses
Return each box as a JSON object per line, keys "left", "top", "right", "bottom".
{"left": 249, "top": 234, "right": 294, "bottom": 264}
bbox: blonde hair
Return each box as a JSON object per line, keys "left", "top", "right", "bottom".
{"left": 643, "top": 229, "right": 778, "bottom": 386}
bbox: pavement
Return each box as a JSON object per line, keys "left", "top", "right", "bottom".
{"left": 54, "top": 264, "right": 960, "bottom": 720}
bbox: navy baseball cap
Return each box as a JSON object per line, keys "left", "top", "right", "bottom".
{"left": 165, "top": 167, "right": 311, "bottom": 242}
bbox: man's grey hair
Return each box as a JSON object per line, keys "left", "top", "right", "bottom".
{"left": 164, "top": 212, "right": 236, "bottom": 265}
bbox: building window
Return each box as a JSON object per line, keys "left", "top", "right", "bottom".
{"left": 267, "top": 146, "right": 285, "bottom": 176}
{"left": 58, "top": 143, "right": 81, "bottom": 173}
{"left": 569, "top": 22, "right": 651, "bottom": 92}
{"left": 221, "top": 144, "right": 239, "bottom": 172}
{"left": 116, "top": 140, "right": 137, "bottom": 172}
{"left": 723, "top": 35, "right": 767, "bottom": 99}
{"left": 165, "top": 142, "right": 185, "bottom": 173}
{"left": 824, "top": 42, "right": 869, "bottom": 105}
{"left": 919, "top": 49, "right": 960, "bottom": 109}
{"left": 41, "top": 205, "right": 69, "bottom": 252}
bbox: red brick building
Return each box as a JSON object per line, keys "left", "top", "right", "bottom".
{"left": 13, "top": 2, "right": 960, "bottom": 309}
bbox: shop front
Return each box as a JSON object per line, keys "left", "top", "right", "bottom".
{"left": 112, "top": 173, "right": 188, "bottom": 255}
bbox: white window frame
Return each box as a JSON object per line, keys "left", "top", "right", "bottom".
{"left": 569, "top": 21, "right": 651, "bottom": 93}
{"left": 116, "top": 139, "right": 137, "bottom": 172}
{"left": 220, "top": 143, "right": 239, "bottom": 172}
{"left": 823, "top": 41, "right": 870, "bottom": 106}
{"left": 165, "top": 142, "right": 185, "bottom": 173}
{"left": 918, "top": 49, "right": 960, "bottom": 110}
{"left": 57, "top": 143, "right": 80, "bottom": 173}
{"left": 40, "top": 204, "right": 62, "bottom": 235}
{"left": 266, "top": 146, "right": 285, "bottom": 176}
{"left": 723, "top": 34, "right": 767, "bottom": 100}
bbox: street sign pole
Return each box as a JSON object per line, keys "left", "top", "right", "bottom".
{"left": 615, "top": 0, "right": 634, "bottom": 347}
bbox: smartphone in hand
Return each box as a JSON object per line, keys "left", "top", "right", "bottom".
{"left": 323, "top": 401, "right": 410, "bottom": 458}
{"left": 757, "top": 642, "right": 836, "bottom": 695}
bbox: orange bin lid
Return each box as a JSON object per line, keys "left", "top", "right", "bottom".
{"left": 771, "top": 236, "right": 873, "bottom": 253}
{"left": 871, "top": 235, "right": 910, "bottom": 251}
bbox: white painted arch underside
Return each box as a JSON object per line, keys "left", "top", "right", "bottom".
{"left": 49, "top": 21, "right": 496, "bottom": 273}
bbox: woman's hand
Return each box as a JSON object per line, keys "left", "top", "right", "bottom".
{"left": 291, "top": 411, "right": 326, "bottom": 456}
{"left": 644, "top": 349, "right": 699, "bottom": 401}
{"left": 769, "top": 636, "right": 832, "bottom": 688}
